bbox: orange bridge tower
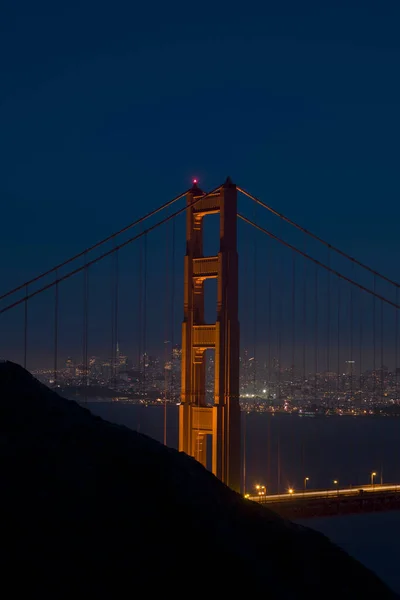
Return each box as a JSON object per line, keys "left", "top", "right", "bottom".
{"left": 179, "top": 177, "right": 241, "bottom": 492}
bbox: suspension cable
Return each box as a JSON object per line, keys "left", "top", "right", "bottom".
{"left": 54, "top": 272, "right": 59, "bottom": 386}
{"left": 0, "top": 189, "right": 189, "bottom": 303}
{"left": 114, "top": 249, "right": 119, "bottom": 387}
{"left": 359, "top": 288, "right": 363, "bottom": 404}
{"left": 170, "top": 218, "right": 176, "bottom": 400}
{"left": 111, "top": 245, "right": 116, "bottom": 388}
{"left": 302, "top": 243, "right": 306, "bottom": 408}
{"left": 314, "top": 264, "right": 318, "bottom": 405}
{"left": 291, "top": 251, "right": 295, "bottom": 405}
{"left": 396, "top": 289, "right": 399, "bottom": 399}
{"left": 373, "top": 277, "right": 376, "bottom": 401}
{"left": 350, "top": 267, "right": 354, "bottom": 399}
{"left": 143, "top": 233, "right": 148, "bottom": 399}
{"left": 23, "top": 284, "right": 28, "bottom": 369}
{"left": 237, "top": 186, "right": 400, "bottom": 289}
{"left": 380, "top": 299, "right": 384, "bottom": 404}
{"left": 164, "top": 220, "right": 170, "bottom": 445}
{"left": 252, "top": 205, "right": 257, "bottom": 397}
{"left": 337, "top": 279, "right": 341, "bottom": 405}
{"left": 277, "top": 237, "right": 282, "bottom": 409}
{"left": 327, "top": 249, "right": 331, "bottom": 405}
{"left": 83, "top": 256, "right": 89, "bottom": 399}
{"left": 138, "top": 235, "right": 143, "bottom": 395}
{"left": 237, "top": 214, "right": 400, "bottom": 310}
{"left": 0, "top": 186, "right": 222, "bottom": 316}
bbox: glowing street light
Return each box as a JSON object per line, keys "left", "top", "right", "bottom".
{"left": 304, "top": 477, "right": 309, "bottom": 491}
{"left": 371, "top": 471, "right": 377, "bottom": 488}
{"left": 255, "top": 484, "right": 266, "bottom": 497}
{"left": 288, "top": 488, "right": 294, "bottom": 495}
{"left": 333, "top": 480, "right": 339, "bottom": 494}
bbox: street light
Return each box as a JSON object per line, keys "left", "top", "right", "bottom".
{"left": 371, "top": 472, "right": 377, "bottom": 488}
{"left": 255, "top": 484, "right": 266, "bottom": 497}
{"left": 288, "top": 488, "right": 294, "bottom": 494}
{"left": 333, "top": 480, "right": 339, "bottom": 494}
{"left": 304, "top": 477, "right": 309, "bottom": 491}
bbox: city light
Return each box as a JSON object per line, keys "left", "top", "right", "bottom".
{"left": 31, "top": 348, "right": 399, "bottom": 419}
{"left": 288, "top": 488, "right": 294, "bottom": 494}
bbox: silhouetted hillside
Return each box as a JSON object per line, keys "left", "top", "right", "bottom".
{"left": 0, "top": 361, "right": 396, "bottom": 598}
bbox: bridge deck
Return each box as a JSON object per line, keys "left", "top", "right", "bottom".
{"left": 247, "top": 484, "right": 400, "bottom": 519}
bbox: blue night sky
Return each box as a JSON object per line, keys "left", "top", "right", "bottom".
{"left": 1, "top": 1, "right": 400, "bottom": 366}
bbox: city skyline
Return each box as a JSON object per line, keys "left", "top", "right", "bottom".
{"left": 29, "top": 343, "right": 400, "bottom": 419}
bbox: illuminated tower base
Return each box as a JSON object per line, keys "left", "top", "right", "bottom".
{"left": 179, "top": 177, "right": 241, "bottom": 492}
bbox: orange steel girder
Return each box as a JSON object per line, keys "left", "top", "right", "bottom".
{"left": 179, "top": 177, "right": 241, "bottom": 492}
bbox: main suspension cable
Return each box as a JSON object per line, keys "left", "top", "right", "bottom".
{"left": 238, "top": 186, "right": 400, "bottom": 289}
{"left": 237, "top": 214, "right": 400, "bottom": 310}
{"left": 0, "top": 189, "right": 189, "bottom": 303}
{"left": 0, "top": 186, "right": 222, "bottom": 316}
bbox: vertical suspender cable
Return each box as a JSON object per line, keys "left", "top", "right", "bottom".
{"left": 114, "top": 249, "right": 119, "bottom": 386}
{"left": 291, "top": 251, "right": 295, "bottom": 403}
{"left": 54, "top": 271, "right": 59, "bottom": 387}
{"left": 314, "top": 264, "right": 318, "bottom": 405}
{"left": 350, "top": 270, "right": 354, "bottom": 474}
{"left": 164, "top": 222, "right": 170, "bottom": 445}
{"left": 138, "top": 238, "right": 143, "bottom": 396}
{"left": 395, "top": 292, "right": 399, "bottom": 483}
{"left": 277, "top": 252, "right": 282, "bottom": 407}
{"left": 267, "top": 233, "right": 272, "bottom": 489}
{"left": 243, "top": 409, "right": 246, "bottom": 495}
{"left": 350, "top": 268, "right": 354, "bottom": 399}
{"left": 359, "top": 289, "right": 363, "bottom": 405}
{"left": 276, "top": 243, "right": 282, "bottom": 493}
{"left": 337, "top": 279, "right": 341, "bottom": 407}
{"left": 170, "top": 218, "right": 176, "bottom": 401}
{"left": 293, "top": 250, "right": 303, "bottom": 485}
{"left": 327, "top": 250, "right": 331, "bottom": 407}
{"left": 24, "top": 284, "right": 28, "bottom": 369}
{"left": 243, "top": 219, "right": 250, "bottom": 394}
{"left": 302, "top": 246, "right": 307, "bottom": 407}
{"left": 396, "top": 289, "right": 399, "bottom": 400}
{"left": 267, "top": 251, "right": 272, "bottom": 394}
{"left": 83, "top": 254, "right": 89, "bottom": 399}
{"left": 373, "top": 276, "right": 376, "bottom": 402}
{"left": 253, "top": 211, "right": 257, "bottom": 397}
{"left": 380, "top": 299, "right": 384, "bottom": 404}
{"left": 110, "top": 243, "right": 116, "bottom": 388}
{"left": 143, "top": 233, "right": 148, "bottom": 398}
{"left": 380, "top": 297, "right": 384, "bottom": 481}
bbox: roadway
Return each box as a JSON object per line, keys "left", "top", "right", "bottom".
{"left": 247, "top": 483, "right": 400, "bottom": 503}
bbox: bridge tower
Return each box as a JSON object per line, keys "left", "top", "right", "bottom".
{"left": 179, "top": 177, "right": 241, "bottom": 492}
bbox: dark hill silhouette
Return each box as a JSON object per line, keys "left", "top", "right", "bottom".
{"left": 0, "top": 361, "right": 396, "bottom": 598}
